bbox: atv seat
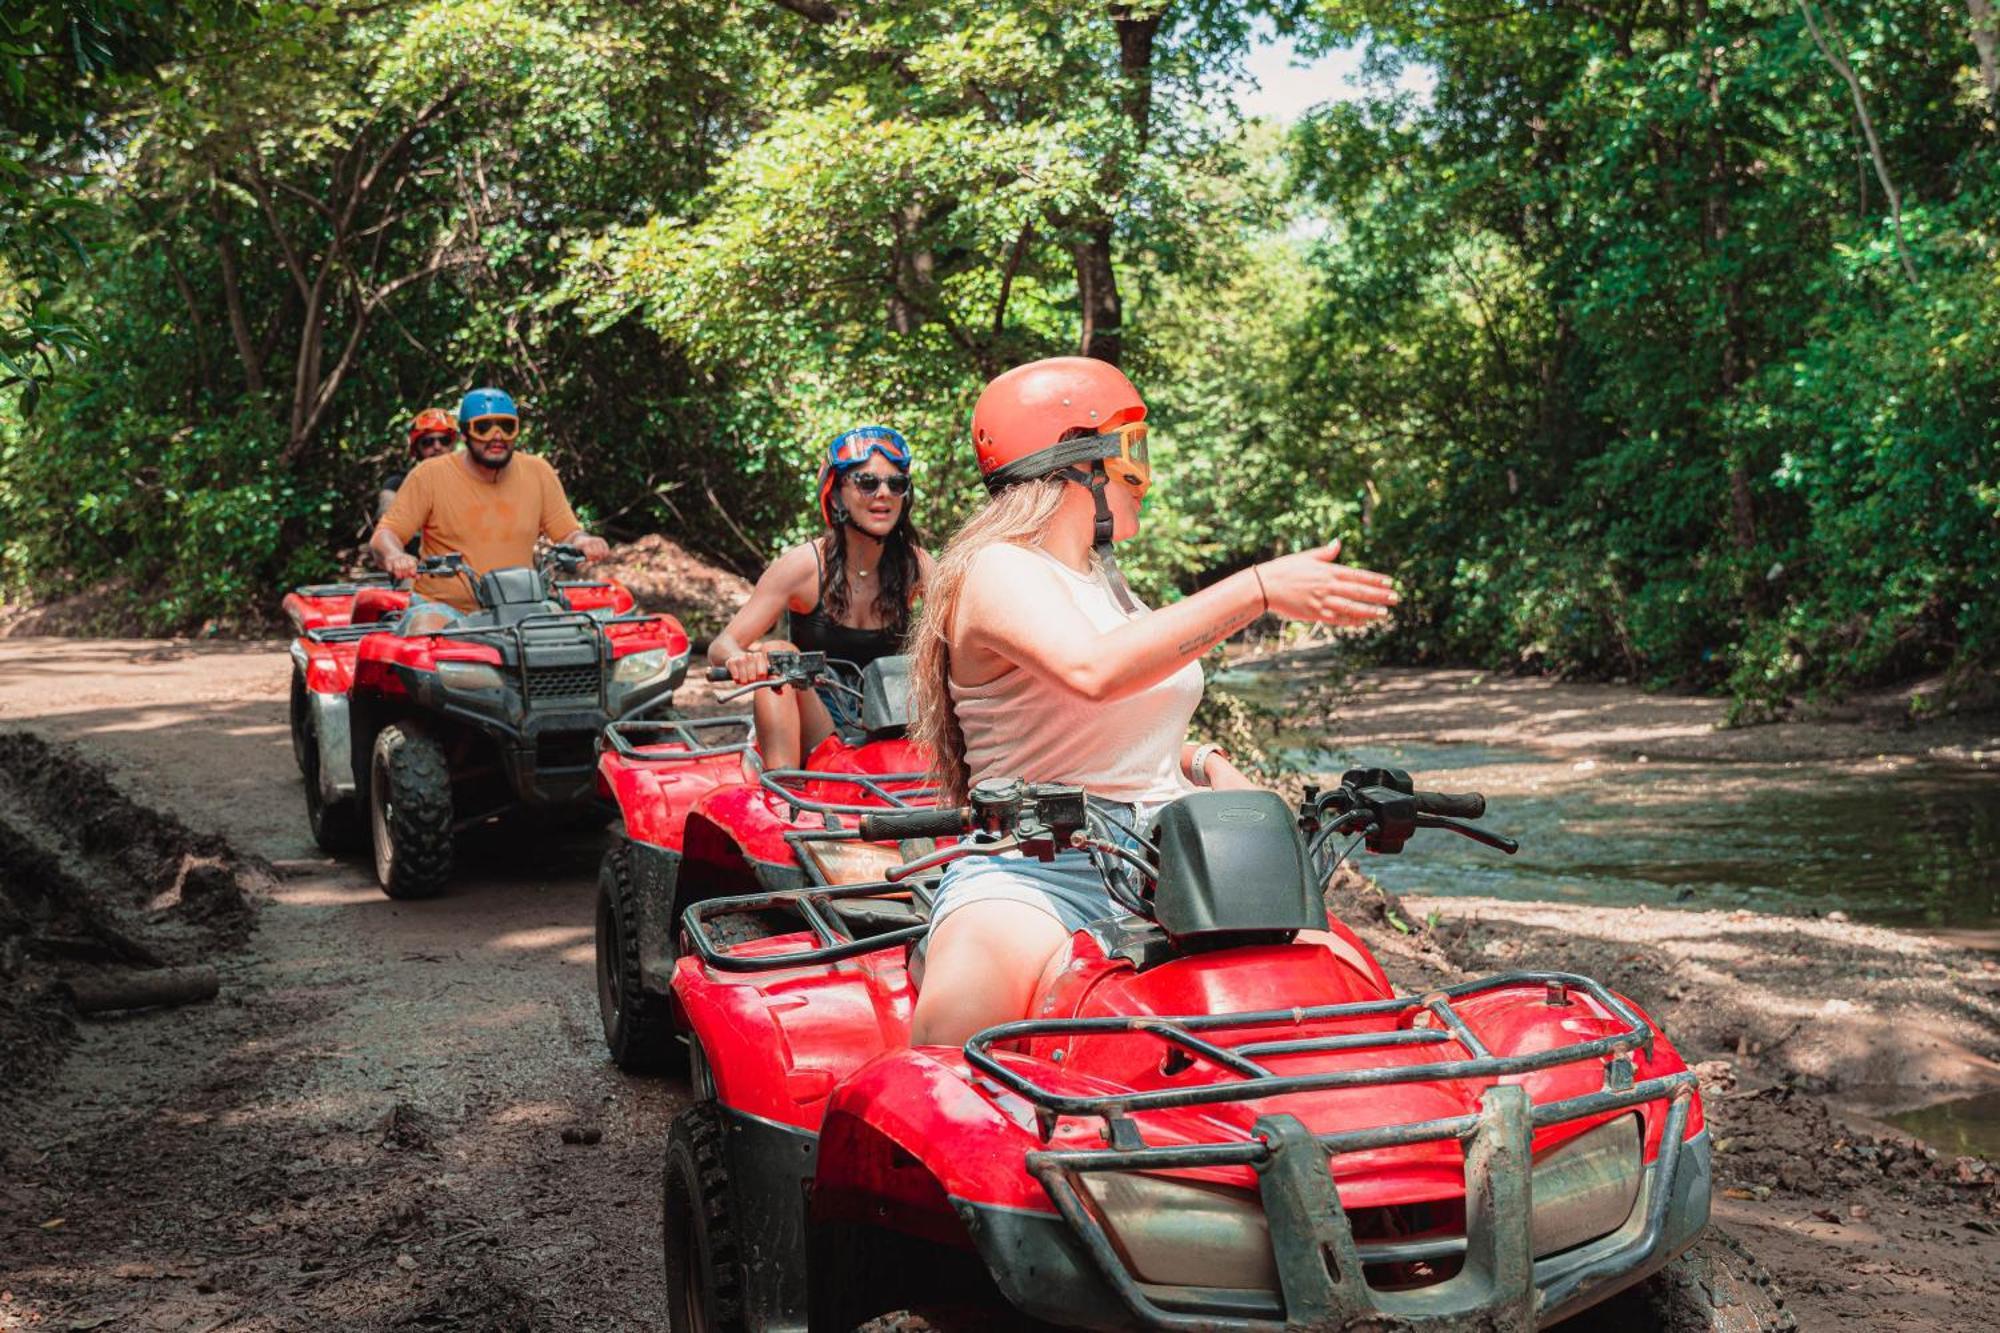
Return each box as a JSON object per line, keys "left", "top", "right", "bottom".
{"left": 350, "top": 586, "right": 407, "bottom": 627}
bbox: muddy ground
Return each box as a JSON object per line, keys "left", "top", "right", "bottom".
{"left": 0, "top": 643, "right": 1996, "bottom": 1329}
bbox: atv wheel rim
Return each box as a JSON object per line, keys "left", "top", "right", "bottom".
{"left": 370, "top": 748, "right": 395, "bottom": 884}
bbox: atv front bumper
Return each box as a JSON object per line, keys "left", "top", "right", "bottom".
{"left": 961, "top": 1084, "right": 1709, "bottom": 1332}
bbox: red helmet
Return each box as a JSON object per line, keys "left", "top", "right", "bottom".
{"left": 970, "top": 357, "right": 1148, "bottom": 493}
{"left": 407, "top": 408, "right": 458, "bottom": 458}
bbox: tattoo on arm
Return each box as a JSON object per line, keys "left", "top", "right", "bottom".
{"left": 1174, "top": 612, "right": 1259, "bottom": 657}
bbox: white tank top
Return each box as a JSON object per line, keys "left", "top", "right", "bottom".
{"left": 951, "top": 546, "right": 1203, "bottom": 804}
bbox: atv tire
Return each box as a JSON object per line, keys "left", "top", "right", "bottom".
{"left": 595, "top": 841, "right": 681, "bottom": 1075}
{"left": 663, "top": 1102, "right": 745, "bottom": 1333}
{"left": 1585, "top": 1229, "right": 1796, "bottom": 1332}
{"left": 302, "top": 709, "right": 364, "bottom": 854}
{"left": 289, "top": 665, "right": 309, "bottom": 773}
{"left": 368, "top": 724, "right": 454, "bottom": 899}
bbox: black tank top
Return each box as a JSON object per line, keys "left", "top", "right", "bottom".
{"left": 789, "top": 542, "right": 902, "bottom": 670}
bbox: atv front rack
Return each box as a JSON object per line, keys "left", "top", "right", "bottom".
{"left": 968, "top": 970, "right": 1657, "bottom": 1125}
{"left": 681, "top": 879, "right": 933, "bottom": 973}
{"left": 973, "top": 971, "right": 1701, "bottom": 1330}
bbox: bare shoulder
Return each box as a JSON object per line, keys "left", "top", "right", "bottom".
{"left": 758, "top": 540, "right": 822, "bottom": 596}
{"left": 961, "top": 542, "right": 1061, "bottom": 610}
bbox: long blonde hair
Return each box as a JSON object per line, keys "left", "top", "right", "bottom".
{"left": 909, "top": 477, "right": 1071, "bottom": 804}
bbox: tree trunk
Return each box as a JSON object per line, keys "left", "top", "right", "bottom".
{"left": 1969, "top": 0, "right": 2000, "bottom": 112}
{"left": 1696, "top": 1, "right": 1759, "bottom": 564}
{"left": 887, "top": 201, "right": 935, "bottom": 334}
{"left": 214, "top": 236, "right": 264, "bottom": 395}
{"left": 1073, "top": 223, "right": 1122, "bottom": 367}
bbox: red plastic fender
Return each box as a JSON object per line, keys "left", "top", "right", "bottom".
{"left": 1451, "top": 983, "right": 1704, "bottom": 1154}
{"left": 561, "top": 579, "right": 639, "bottom": 616}
{"left": 672, "top": 946, "right": 917, "bottom": 1130}
{"left": 603, "top": 612, "right": 689, "bottom": 662}
{"left": 297, "top": 637, "right": 360, "bottom": 695}
{"left": 810, "top": 1047, "right": 1072, "bottom": 1222}
{"left": 599, "top": 746, "right": 753, "bottom": 852}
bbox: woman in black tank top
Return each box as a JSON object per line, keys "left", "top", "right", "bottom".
{"left": 708, "top": 427, "right": 931, "bottom": 768}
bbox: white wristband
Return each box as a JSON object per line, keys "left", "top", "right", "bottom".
{"left": 1190, "top": 742, "right": 1227, "bottom": 787}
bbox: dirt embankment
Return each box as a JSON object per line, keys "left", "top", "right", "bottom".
{"left": 0, "top": 732, "right": 264, "bottom": 1087}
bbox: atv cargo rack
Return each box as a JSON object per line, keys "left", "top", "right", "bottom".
{"left": 602, "top": 714, "right": 757, "bottom": 762}
{"left": 758, "top": 768, "right": 936, "bottom": 818}
{"left": 681, "top": 879, "right": 932, "bottom": 973}
{"left": 968, "top": 970, "right": 1701, "bottom": 1330}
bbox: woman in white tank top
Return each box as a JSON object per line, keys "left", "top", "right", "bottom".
{"left": 904, "top": 357, "right": 1400, "bottom": 1047}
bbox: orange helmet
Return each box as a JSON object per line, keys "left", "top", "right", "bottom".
{"left": 407, "top": 408, "right": 458, "bottom": 457}
{"left": 971, "top": 357, "right": 1148, "bottom": 495}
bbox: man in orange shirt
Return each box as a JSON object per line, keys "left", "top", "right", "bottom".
{"left": 371, "top": 387, "right": 610, "bottom": 629}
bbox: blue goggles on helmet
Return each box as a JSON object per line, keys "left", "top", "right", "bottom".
{"left": 827, "top": 426, "right": 911, "bottom": 471}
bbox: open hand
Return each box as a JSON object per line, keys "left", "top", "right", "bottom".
{"left": 1257, "top": 541, "right": 1398, "bottom": 627}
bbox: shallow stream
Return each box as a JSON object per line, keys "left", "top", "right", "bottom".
{"left": 1215, "top": 669, "right": 2000, "bottom": 931}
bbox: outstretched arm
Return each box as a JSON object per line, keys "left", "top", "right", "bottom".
{"left": 956, "top": 541, "right": 1396, "bottom": 704}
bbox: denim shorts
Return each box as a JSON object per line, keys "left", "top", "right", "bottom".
{"left": 916, "top": 801, "right": 1151, "bottom": 962}
{"left": 394, "top": 593, "right": 467, "bottom": 634}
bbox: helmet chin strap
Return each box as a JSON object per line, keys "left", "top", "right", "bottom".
{"left": 1056, "top": 461, "right": 1141, "bottom": 614}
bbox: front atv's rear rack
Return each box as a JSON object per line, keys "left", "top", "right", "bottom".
{"left": 681, "top": 879, "right": 932, "bottom": 972}
{"left": 971, "top": 971, "right": 1701, "bottom": 1330}
{"left": 305, "top": 622, "right": 396, "bottom": 644}
{"left": 759, "top": 768, "right": 936, "bottom": 818}
{"left": 602, "top": 714, "right": 756, "bottom": 761}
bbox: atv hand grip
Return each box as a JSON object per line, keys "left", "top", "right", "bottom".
{"left": 1414, "top": 791, "right": 1485, "bottom": 819}
{"left": 859, "top": 807, "right": 970, "bottom": 842}
{"left": 706, "top": 666, "right": 733, "bottom": 683}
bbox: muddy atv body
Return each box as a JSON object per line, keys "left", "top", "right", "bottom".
{"left": 653, "top": 769, "right": 1786, "bottom": 1332}
{"left": 591, "top": 652, "right": 935, "bottom": 1073}
{"left": 290, "top": 550, "right": 687, "bottom": 898}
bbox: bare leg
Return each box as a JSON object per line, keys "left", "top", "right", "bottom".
{"left": 795, "top": 686, "right": 837, "bottom": 760}
{"left": 747, "top": 638, "right": 804, "bottom": 768}
{"left": 911, "top": 900, "right": 1071, "bottom": 1047}
{"left": 751, "top": 686, "right": 801, "bottom": 769}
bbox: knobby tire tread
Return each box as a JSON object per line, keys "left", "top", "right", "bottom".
{"left": 663, "top": 1102, "right": 745, "bottom": 1333}
{"left": 597, "top": 841, "right": 680, "bottom": 1074}
{"left": 376, "top": 725, "right": 453, "bottom": 899}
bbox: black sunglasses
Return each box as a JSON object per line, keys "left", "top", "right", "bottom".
{"left": 847, "top": 472, "right": 910, "bottom": 496}
{"left": 414, "top": 434, "right": 455, "bottom": 452}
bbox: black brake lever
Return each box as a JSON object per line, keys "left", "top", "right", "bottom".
{"left": 1415, "top": 814, "right": 1519, "bottom": 854}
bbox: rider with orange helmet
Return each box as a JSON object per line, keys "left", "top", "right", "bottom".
{"left": 904, "top": 356, "right": 1401, "bottom": 1047}
{"left": 375, "top": 408, "right": 459, "bottom": 522}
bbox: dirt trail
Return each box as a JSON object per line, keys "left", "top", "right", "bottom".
{"left": 0, "top": 644, "right": 1996, "bottom": 1329}
{"left": 0, "top": 638, "right": 692, "bottom": 1330}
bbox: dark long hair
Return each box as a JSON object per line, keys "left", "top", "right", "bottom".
{"left": 820, "top": 483, "right": 923, "bottom": 638}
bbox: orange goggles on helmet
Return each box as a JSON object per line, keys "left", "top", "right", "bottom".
{"left": 465, "top": 415, "right": 520, "bottom": 442}
{"left": 1078, "top": 422, "right": 1150, "bottom": 497}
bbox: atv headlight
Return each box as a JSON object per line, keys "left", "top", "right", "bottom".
{"left": 1075, "top": 1171, "right": 1278, "bottom": 1294}
{"left": 801, "top": 840, "right": 910, "bottom": 885}
{"left": 436, "top": 661, "right": 504, "bottom": 692}
{"left": 613, "top": 648, "right": 676, "bottom": 685}
{"left": 1530, "top": 1113, "right": 1642, "bottom": 1257}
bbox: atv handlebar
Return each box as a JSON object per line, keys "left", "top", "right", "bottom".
{"left": 1413, "top": 790, "right": 1485, "bottom": 819}
{"left": 857, "top": 806, "right": 972, "bottom": 842}
{"left": 706, "top": 651, "right": 863, "bottom": 703}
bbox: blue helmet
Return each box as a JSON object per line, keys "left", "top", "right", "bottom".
{"left": 458, "top": 387, "right": 518, "bottom": 430}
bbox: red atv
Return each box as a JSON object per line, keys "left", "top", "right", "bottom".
{"left": 283, "top": 565, "right": 635, "bottom": 772}
{"left": 592, "top": 651, "right": 934, "bottom": 1074}
{"left": 654, "top": 767, "right": 1787, "bottom": 1331}
{"left": 291, "top": 547, "right": 687, "bottom": 898}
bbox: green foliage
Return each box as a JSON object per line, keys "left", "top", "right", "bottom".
{"left": 0, "top": 0, "right": 1993, "bottom": 706}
